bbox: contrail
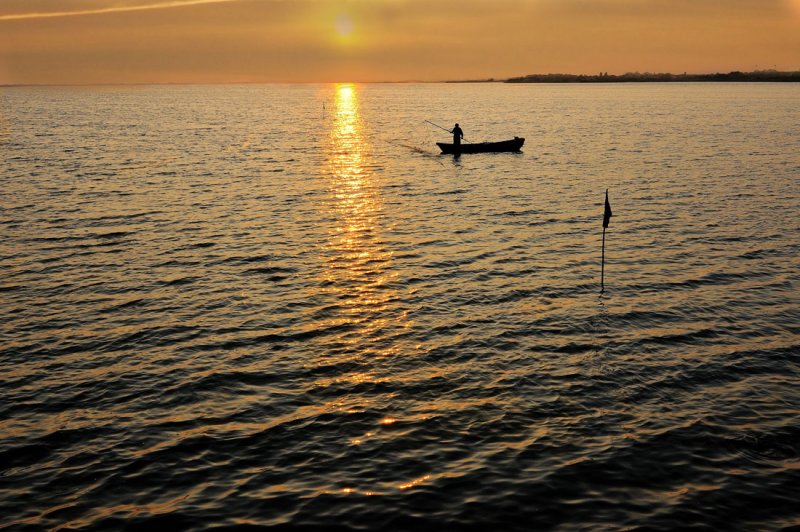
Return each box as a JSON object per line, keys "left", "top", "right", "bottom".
{"left": 0, "top": 0, "right": 238, "bottom": 21}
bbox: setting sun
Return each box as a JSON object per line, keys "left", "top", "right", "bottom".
{"left": 335, "top": 13, "right": 354, "bottom": 38}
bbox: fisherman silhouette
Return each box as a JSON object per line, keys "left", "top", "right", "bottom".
{"left": 451, "top": 123, "right": 464, "bottom": 146}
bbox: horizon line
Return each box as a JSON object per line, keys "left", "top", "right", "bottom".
{"left": 3, "top": 69, "right": 800, "bottom": 88}
{"left": 0, "top": 80, "right": 437, "bottom": 88}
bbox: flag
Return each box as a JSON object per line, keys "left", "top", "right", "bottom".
{"left": 603, "top": 189, "right": 612, "bottom": 228}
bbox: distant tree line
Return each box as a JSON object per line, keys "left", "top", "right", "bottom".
{"left": 505, "top": 70, "right": 800, "bottom": 83}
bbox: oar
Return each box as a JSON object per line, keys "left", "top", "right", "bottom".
{"left": 424, "top": 120, "right": 471, "bottom": 143}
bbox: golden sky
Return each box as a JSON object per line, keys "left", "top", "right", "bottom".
{"left": 1, "top": 0, "right": 799, "bottom": 84}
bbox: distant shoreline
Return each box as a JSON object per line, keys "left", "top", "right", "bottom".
{"left": 3, "top": 70, "right": 800, "bottom": 87}
{"left": 451, "top": 70, "right": 800, "bottom": 84}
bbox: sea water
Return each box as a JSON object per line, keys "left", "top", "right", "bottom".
{"left": 1, "top": 83, "right": 799, "bottom": 529}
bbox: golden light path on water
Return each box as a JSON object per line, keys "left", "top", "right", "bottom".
{"left": 318, "top": 83, "right": 420, "bottom": 494}
{"left": 323, "top": 83, "right": 411, "bottom": 355}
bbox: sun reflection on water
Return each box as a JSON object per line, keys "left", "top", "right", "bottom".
{"left": 317, "top": 85, "right": 419, "bottom": 491}
{"left": 321, "top": 83, "right": 409, "bottom": 358}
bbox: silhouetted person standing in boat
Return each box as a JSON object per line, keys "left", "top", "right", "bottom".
{"left": 451, "top": 123, "right": 464, "bottom": 147}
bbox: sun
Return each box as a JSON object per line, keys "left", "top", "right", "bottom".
{"left": 335, "top": 13, "right": 354, "bottom": 38}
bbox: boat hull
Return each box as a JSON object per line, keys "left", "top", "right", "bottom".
{"left": 437, "top": 137, "right": 525, "bottom": 154}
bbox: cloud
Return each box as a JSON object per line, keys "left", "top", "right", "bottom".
{"left": 0, "top": 0, "right": 238, "bottom": 21}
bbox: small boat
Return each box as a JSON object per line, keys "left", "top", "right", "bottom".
{"left": 437, "top": 137, "right": 525, "bottom": 154}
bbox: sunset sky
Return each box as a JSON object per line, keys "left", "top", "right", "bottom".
{"left": 1, "top": 0, "right": 799, "bottom": 84}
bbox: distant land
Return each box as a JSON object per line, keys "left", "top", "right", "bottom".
{"left": 447, "top": 70, "right": 800, "bottom": 84}
{"left": 2, "top": 70, "right": 799, "bottom": 87}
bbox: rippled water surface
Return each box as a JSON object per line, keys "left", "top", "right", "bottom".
{"left": 2, "top": 83, "right": 799, "bottom": 530}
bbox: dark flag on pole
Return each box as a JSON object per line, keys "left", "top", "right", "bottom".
{"left": 601, "top": 189, "right": 612, "bottom": 293}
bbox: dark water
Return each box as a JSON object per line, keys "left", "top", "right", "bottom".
{"left": 1, "top": 83, "right": 799, "bottom": 530}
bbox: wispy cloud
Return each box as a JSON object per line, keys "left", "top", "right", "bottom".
{"left": 0, "top": 0, "right": 238, "bottom": 21}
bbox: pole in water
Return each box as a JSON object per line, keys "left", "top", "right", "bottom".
{"left": 601, "top": 188, "right": 613, "bottom": 293}
{"left": 601, "top": 227, "right": 606, "bottom": 293}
